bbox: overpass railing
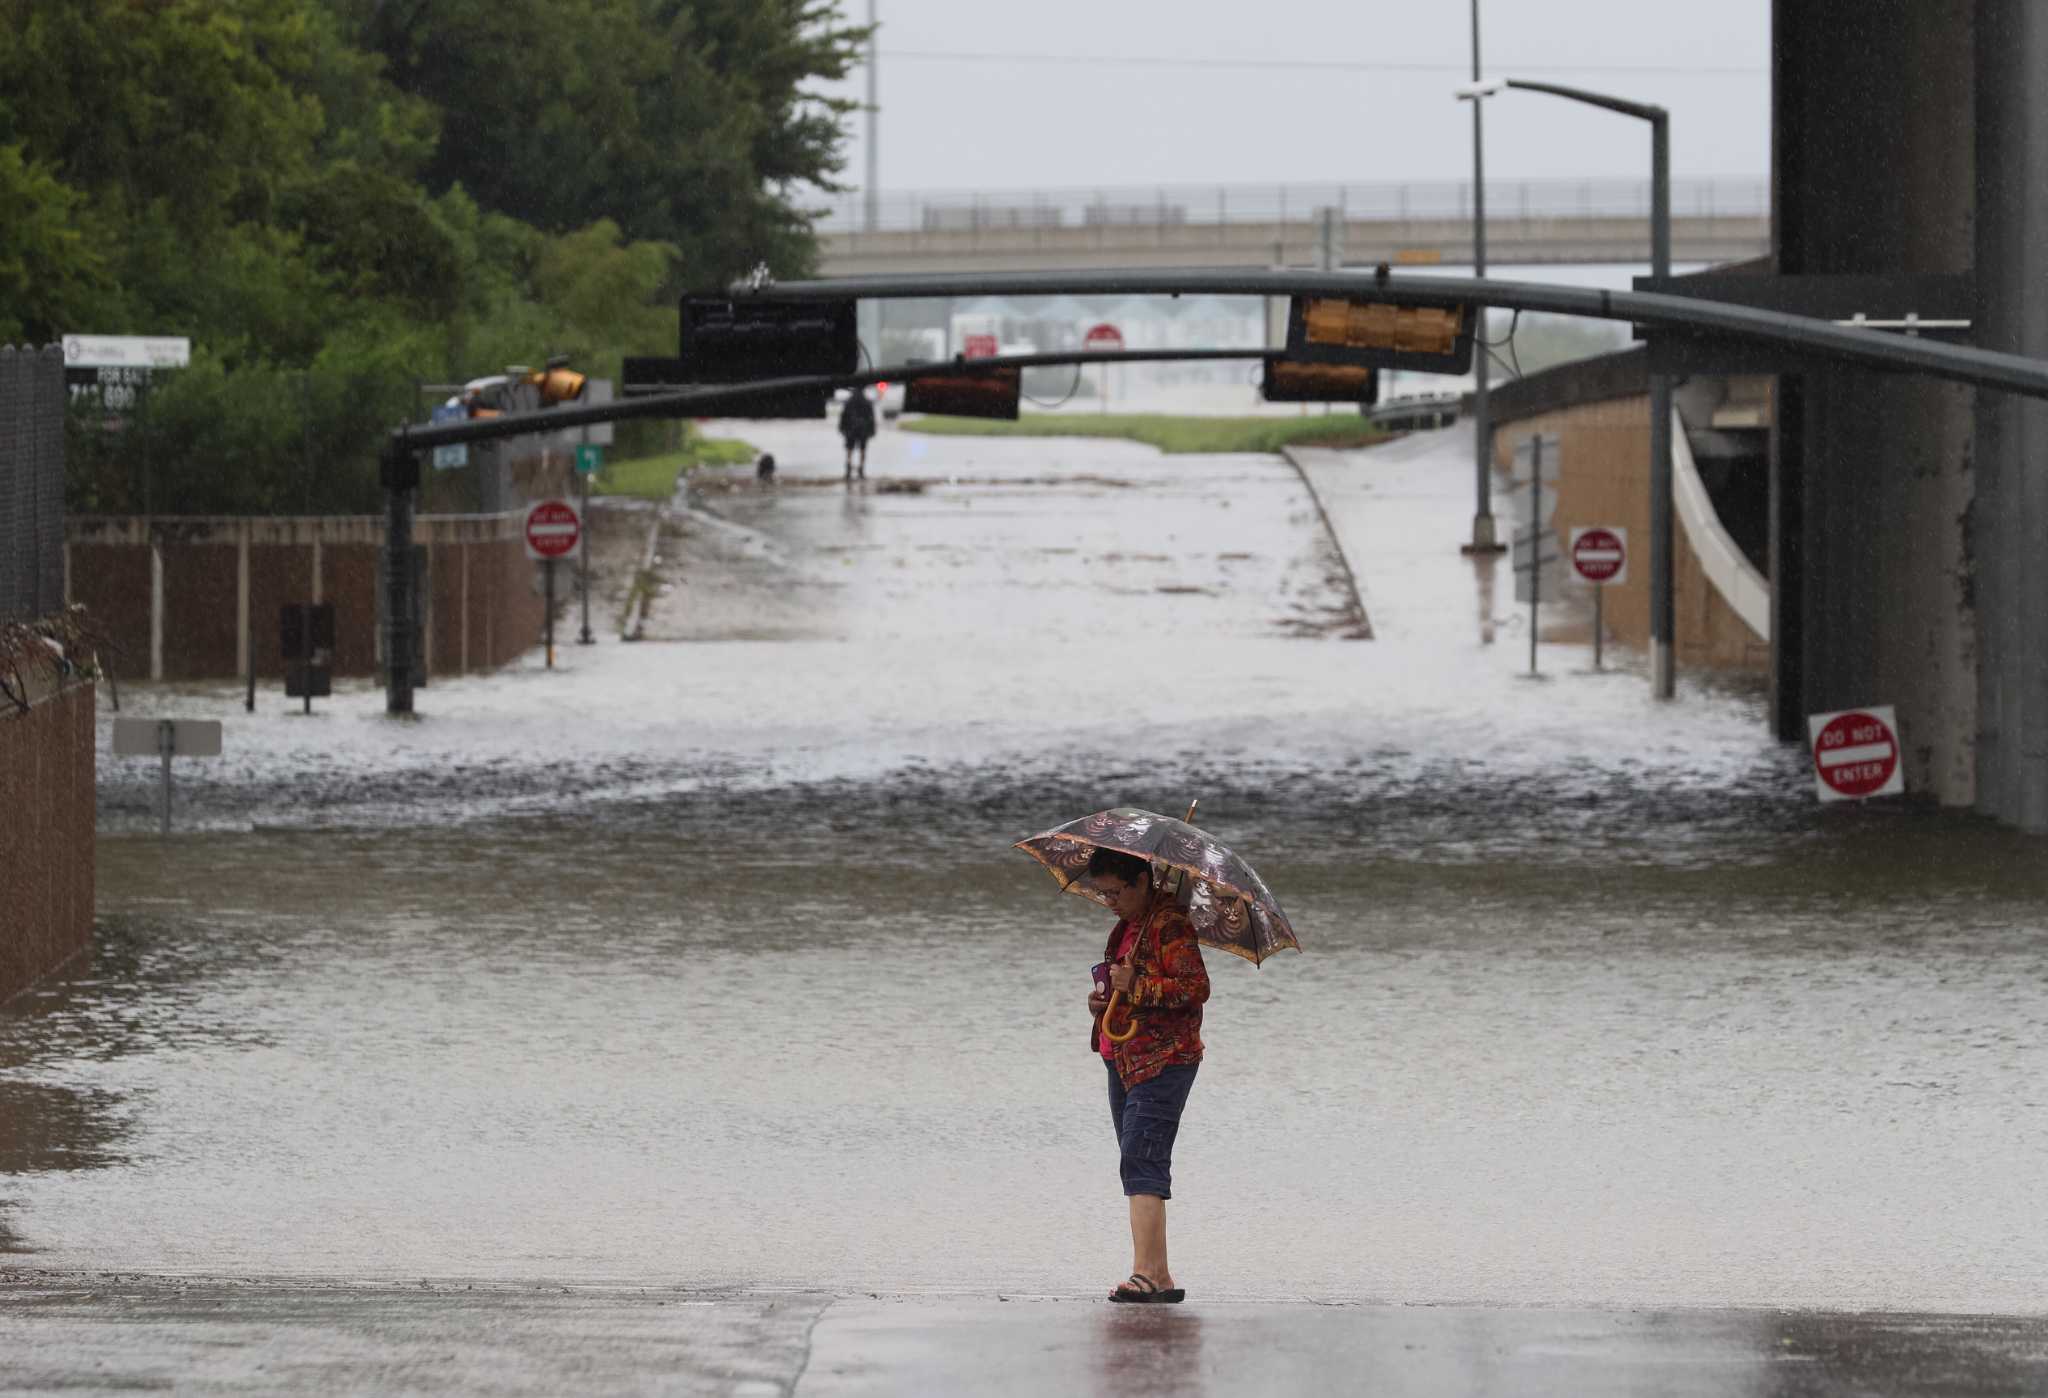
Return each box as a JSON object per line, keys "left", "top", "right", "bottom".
{"left": 817, "top": 177, "right": 1769, "bottom": 238}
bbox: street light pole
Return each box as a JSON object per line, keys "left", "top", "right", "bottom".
{"left": 1490, "top": 79, "right": 1674, "bottom": 697}
{"left": 864, "top": 0, "right": 880, "bottom": 234}
{"left": 1647, "top": 109, "right": 1673, "bottom": 699}
{"left": 1462, "top": 0, "right": 1502, "bottom": 556}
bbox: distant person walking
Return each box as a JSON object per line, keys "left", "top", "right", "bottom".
{"left": 839, "top": 388, "right": 876, "bottom": 480}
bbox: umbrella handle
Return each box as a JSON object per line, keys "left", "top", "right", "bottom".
{"left": 1100, "top": 988, "right": 1139, "bottom": 1043}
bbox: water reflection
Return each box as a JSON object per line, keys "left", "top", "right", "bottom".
{"left": 1090, "top": 1307, "right": 1205, "bottom": 1398}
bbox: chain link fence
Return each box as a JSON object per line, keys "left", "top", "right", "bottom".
{"left": 817, "top": 176, "right": 1771, "bottom": 237}
{"left": 0, "top": 346, "right": 65, "bottom": 622}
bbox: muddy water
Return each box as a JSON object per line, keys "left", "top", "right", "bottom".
{"left": 6, "top": 426, "right": 2047, "bottom": 1310}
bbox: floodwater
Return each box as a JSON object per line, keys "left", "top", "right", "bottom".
{"left": 5, "top": 423, "right": 2047, "bottom": 1313}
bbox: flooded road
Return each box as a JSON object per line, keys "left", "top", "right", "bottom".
{"left": 6, "top": 424, "right": 2047, "bottom": 1313}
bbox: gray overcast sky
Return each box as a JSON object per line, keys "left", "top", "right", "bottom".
{"left": 813, "top": 0, "right": 1771, "bottom": 194}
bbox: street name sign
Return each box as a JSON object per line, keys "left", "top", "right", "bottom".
{"left": 112, "top": 716, "right": 222, "bottom": 834}
{"left": 575, "top": 443, "right": 604, "bottom": 474}
{"left": 1511, "top": 528, "right": 1565, "bottom": 605}
{"left": 1570, "top": 526, "right": 1628, "bottom": 585}
{"left": 1808, "top": 705, "right": 1904, "bottom": 802}
{"left": 1510, "top": 432, "right": 1561, "bottom": 486}
{"left": 430, "top": 403, "right": 469, "bottom": 470}
{"left": 524, "top": 499, "right": 582, "bottom": 560}
{"left": 112, "top": 717, "right": 222, "bottom": 756}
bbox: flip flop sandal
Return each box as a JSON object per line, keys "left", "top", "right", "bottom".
{"left": 1108, "top": 1272, "right": 1186, "bottom": 1304}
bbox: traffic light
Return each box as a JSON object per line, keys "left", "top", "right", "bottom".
{"left": 680, "top": 296, "right": 859, "bottom": 383}
{"left": 527, "top": 357, "right": 586, "bottom": 405}
{"left": 1260, "top": 358, "right": 1379, "bottom": 407}
{"left": 902, "top": 366, "right": 1020, "bottom": 420}
{"left": 1285, "top": 297, "right": 1474, "bottom": 374}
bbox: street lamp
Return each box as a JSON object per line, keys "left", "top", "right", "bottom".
{"left": 1462, "top": 77, "right": 1675, "bottom": 699}
{"left": 1453, "top": 2, "right": 1502, "bottom": 558}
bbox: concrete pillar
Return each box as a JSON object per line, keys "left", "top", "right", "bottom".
{"left": 235, "top": 524, "right": 250, "bottom": 679}
{"left": 149, "top": 536, "right": 164, "bottom": 682}
{"left": 1972, "top": 0, "right": 2048, "bottom": 830}
{"left": 1773, "top": 0, "right": 1978, "bottom": 803}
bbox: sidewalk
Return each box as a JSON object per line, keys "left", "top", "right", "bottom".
{"left": 5, "top": 1274, "right": 2046, "bottom": 1396}
{"left": 1286, "top": 425, "right": 1512, "bottom": 649}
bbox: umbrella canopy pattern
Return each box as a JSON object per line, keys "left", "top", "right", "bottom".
{"left": 1015, "top": 807, "right": 1300, "bottom": 965}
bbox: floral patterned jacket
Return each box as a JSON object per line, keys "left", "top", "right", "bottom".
{"left": 1093, "top": 896, "right": 1209, "bottom": 1088}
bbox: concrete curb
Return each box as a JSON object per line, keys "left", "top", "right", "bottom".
{"left": 1280, "top": 444, "right": 1371, "bottom": 638}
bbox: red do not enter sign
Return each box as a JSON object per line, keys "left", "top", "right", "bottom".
{"left": 1569, "top": 526, "right": 1628, "bottom": 585}
{"left": 524, "top": 498, "right": 581, "bottom": 560}
{"left": 1083, "top": 323, "right": 1125, "bottom": 352}
{"left": 1808, "top": 706, "right": 1903, "bottom": 802}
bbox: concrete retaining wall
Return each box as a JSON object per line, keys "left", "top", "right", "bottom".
{"left": 1486, "top": 361, "right": 1769, "bottom": 673}
{"left": 0, "top": 680, "right": 95, "bottom": 1004}
{"left": 66, "top": 514, "right": 548, "bottom": 682}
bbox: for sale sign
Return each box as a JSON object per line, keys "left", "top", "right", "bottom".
{"left": 1807, "top": 705, "right": 1904, "bottom": 802}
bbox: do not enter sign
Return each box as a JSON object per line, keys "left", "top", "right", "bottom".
{"left": 1569, "top": 526, "right": 1628, "bottom": 585}
{"left": 524, "top": 498, "right": 582, "bottom": 560}
{"left": 1083, "top": 323, "right": 1125, "bottom": 353}
{"left": 1807, "top": 705, "right": 1904, "bottom": 802}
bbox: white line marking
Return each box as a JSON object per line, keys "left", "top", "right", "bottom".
{"left": 1819, "top": 741, "right": 1893, "bottom": 768}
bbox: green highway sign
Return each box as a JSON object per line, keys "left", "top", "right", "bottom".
{"left": 574, "top": 443, "right": 604, "bottom": 474}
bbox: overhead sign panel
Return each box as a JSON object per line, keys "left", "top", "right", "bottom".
{"left": 902, "top": 366, "right": 1021, "bottom": 420}
{"left": 1286, "top": 298, "right": 1474, "bottom": 375}
{"left": 1260, "top": 358, "right": 1379, "bottom": 406}
{"left": 679, "top": 296, "right": 857, "bottom": 383}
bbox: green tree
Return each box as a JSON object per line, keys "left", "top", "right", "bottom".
{"left": 0, "top": 144, "right": 106, "bottom": 343}
{"left": 338, "top": 0, "right": 866, "bottom": 286}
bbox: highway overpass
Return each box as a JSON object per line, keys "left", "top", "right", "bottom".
{"left": 816, "top": 176, "right": 1769, "bottom": 275}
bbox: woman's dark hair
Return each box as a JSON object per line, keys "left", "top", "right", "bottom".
{"left": 1086, "top": 847, "right": 1151, "bottom": 886}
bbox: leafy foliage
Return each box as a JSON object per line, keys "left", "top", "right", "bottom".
{"left": 0, "top": 0, "right": 861, "bottom": 513}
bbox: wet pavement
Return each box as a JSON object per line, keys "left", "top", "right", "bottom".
{"left": 6, "top": 421, "right": 2048, "bottom": 1389}
{"left": 5, "top": 1280, "right": 2047, "bottom": 1396}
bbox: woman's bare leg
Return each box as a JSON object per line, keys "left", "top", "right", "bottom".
{"left": 1127, "top": 1195, "right": 1173, "bottom": 1290}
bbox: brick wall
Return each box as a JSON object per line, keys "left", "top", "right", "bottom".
{"left": 66, "top": 513, "right": 548, "bottom": 682}
{"left": 0, "top": 681, "right": 95, "bottom": 1005}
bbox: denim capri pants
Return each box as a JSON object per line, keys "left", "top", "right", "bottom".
{"left": 1105, "top": 1060, "right": 1199, "bottom": 1198}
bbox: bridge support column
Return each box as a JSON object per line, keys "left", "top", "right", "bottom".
{"left": 1973, "top": 0, "right": 2048, "bottom": 830}
{"left": 1773, "top": 0, "right": 1978, "bottom": 805}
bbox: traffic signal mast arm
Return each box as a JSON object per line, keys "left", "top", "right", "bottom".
{"left": 383, "top": 266, "right": 2048, "bottom": 464}
{"left": 738, "top": 268, "right": 2048, "bottom": 401}
{"left": 384, "top": 348, "right": 1275, "bottom": 454}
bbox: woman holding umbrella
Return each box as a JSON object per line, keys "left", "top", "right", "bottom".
{"left": 1085, "top": 845, "right": 1208, "bottom": 1304}
{"left": 1017, "top": 804, "right": 1300, "bottom": 1306}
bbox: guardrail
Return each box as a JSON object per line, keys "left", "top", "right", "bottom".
{"left": 1370, "top": 393, "right": 1464, "bottom": 432}
{"left": 818, "top": 177, "right": 1769, "bottom": 238}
